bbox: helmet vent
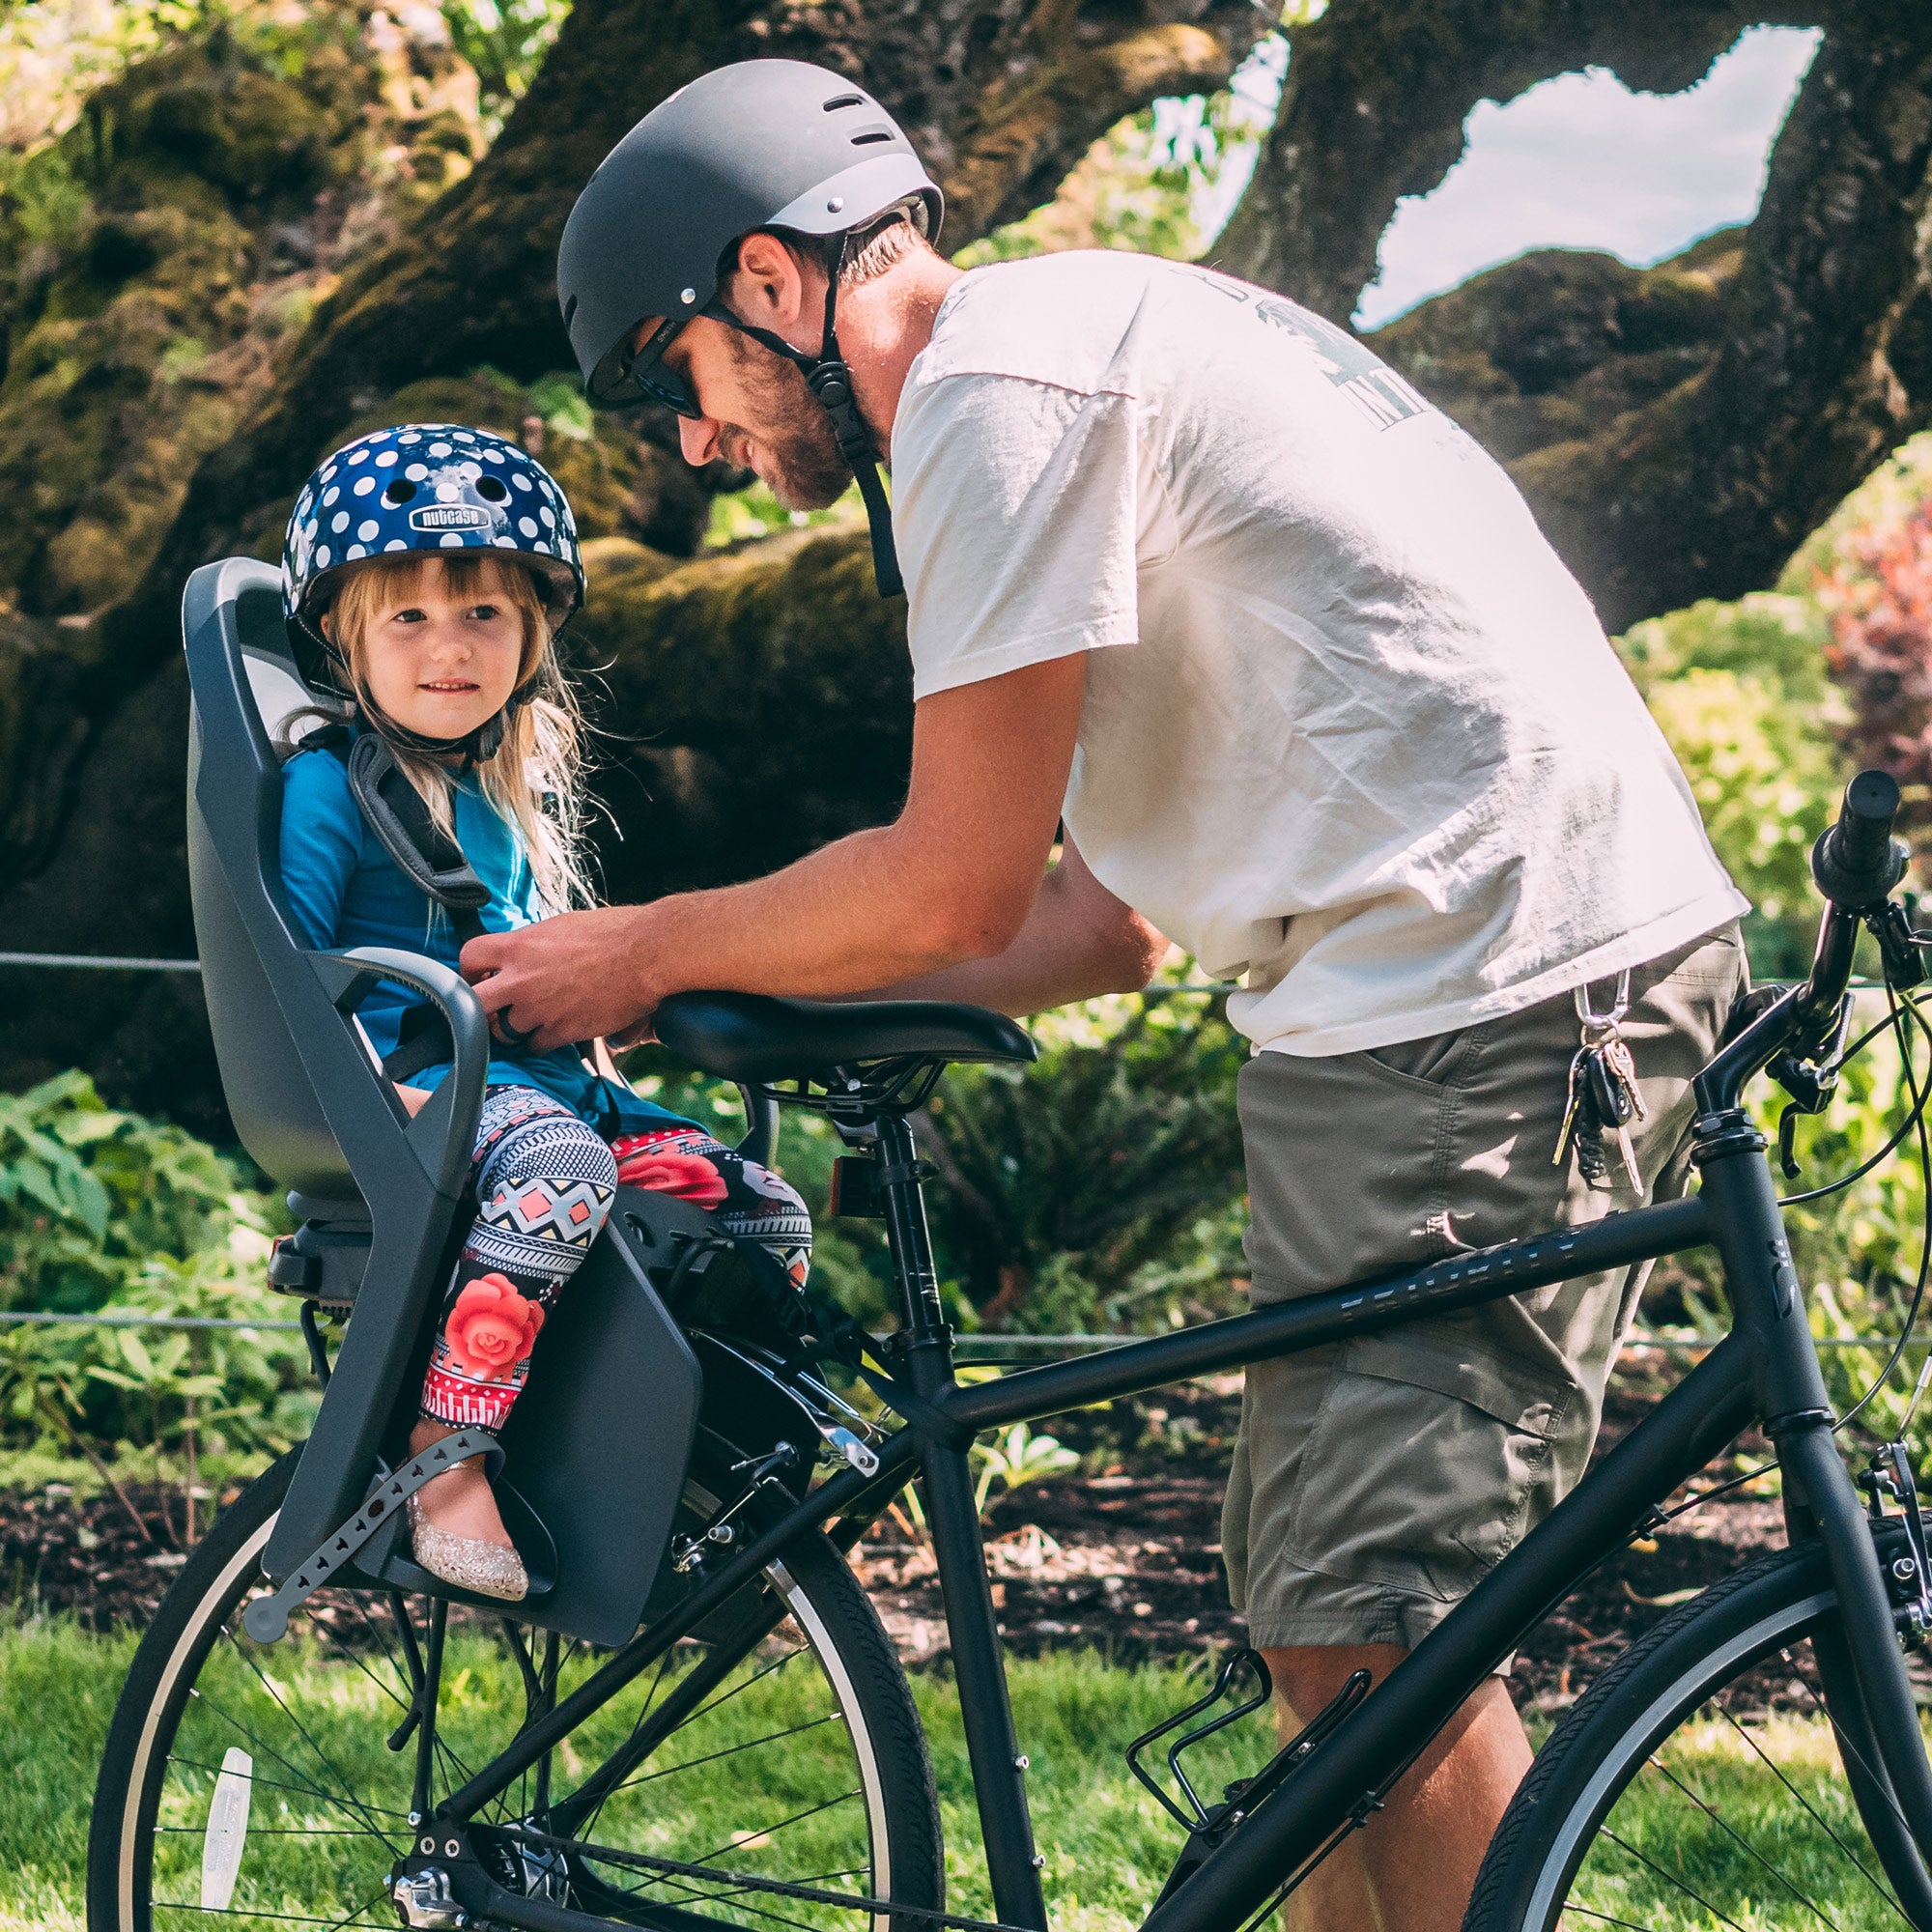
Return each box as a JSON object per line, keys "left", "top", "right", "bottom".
{"left": 476, "top": 475, "right": 509, "bottom": 502}
{"left": 850, "top": 128, "right": 894, "bottom": 146}
{"left": 383, "top": 479, "right": 418, "bottom": 507}
{"left": 822, "top": 93, "right": 863, "bottom": 110}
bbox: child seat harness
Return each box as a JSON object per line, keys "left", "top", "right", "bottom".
{"left": 303, "top": 725, "right": 875, "bottom": 1377}
{"left": 307, "top": 726, "right": 494, "bottom": 1082}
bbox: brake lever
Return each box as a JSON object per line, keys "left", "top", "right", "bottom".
{"left": 1769, "top": 992, "right": 1856, "bottom": 1178}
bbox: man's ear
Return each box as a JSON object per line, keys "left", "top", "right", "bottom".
{"left": 728, "top": 230, "right": 813, "bottom": 332}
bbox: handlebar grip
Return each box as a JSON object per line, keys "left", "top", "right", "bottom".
{"left": 1812, "top": 769, "right": 1909, "bottom": 910}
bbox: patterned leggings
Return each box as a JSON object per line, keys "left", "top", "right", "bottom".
{"left": 419, "top": 1086, "right": 813, "bottom": 1432}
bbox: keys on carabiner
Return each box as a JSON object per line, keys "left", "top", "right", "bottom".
{"left": 1555, "top": 972, "right": 1646, "bottom": 1193}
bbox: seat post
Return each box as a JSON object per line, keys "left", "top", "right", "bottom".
{"left": 873, "top": 1110, "right": 950, "bottom": 1360}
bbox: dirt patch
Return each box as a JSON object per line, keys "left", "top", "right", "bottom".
{"left": 0, "top": 1372, "right": 1855, "bottom": 1720}
{"left": 0, "top": 1478, "right": 218, "bottom": 1631}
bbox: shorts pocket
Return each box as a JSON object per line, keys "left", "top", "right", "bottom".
{"left": 1359, "top": 1022, "right": 1488, "bottom": 1094}
{"left": 1283, "top": 1333, "right": 1574, "bottom": 1605}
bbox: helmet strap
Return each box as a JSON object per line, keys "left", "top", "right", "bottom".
{"left": 724, "top": 231, "right": 903, "bottom": 599}
{"left": 352, "top": 678, "right": 537, "bottom": 773}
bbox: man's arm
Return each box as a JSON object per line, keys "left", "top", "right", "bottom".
{"left": 856, "top": 834, "right": 1166, "bottom": 1014}
{"left": 461, "top": 654, "right": 1118, "bottom": 1049}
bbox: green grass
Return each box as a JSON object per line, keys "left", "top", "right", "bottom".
{"left": 0, "top": 1624, "right": 1894, "bottom": 1932}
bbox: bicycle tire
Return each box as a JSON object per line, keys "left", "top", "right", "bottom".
{"left": 87, "top": 1440, "right": 944, "bottom": 1932}
{"left": 1464, "top": 1537, "right": 1928, "bottom": 1932}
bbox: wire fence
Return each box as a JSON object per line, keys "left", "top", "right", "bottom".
{"left": 0, "top": 952, "right": 1920, "bottom": 1362}
{"left": 1, "top": 1307, "right": 1922, "bottom": 1361}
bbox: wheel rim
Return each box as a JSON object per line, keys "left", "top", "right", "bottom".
{"left": 1530, "top": 1590, "right": 1925, "bottom": 1932}
{"left": 115, "top": 1501, "right": 901, "bottom": 1932}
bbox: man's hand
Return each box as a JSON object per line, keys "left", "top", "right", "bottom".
{"left": 462, "top": 905, "right": 656, "bottom": 1053}
{"left": 458, "top": 655, "right": 1096, "bottom": 1045}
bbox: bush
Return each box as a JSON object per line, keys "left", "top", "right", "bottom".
{"left": 0, "top": 1071, "right": 311, "bottom": 1494}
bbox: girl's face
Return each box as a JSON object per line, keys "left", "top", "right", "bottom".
{"left": 336, "top": 560, "right": 527, "bottom": 745}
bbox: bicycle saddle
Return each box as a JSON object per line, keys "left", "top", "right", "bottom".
{"left": 654, "top": 990, "right": 1037, "bottom": 1084}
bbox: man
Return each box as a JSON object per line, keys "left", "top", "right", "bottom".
{"left": 466, "top": 59, "right": 1749, "bottom": 1930}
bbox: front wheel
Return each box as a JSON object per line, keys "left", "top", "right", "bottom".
{"left": 87, "top": 1442, "right": 943, "bottom": 1932}
{"left": 1466, "top": 1538, "right": 1932, "bottom": 1932}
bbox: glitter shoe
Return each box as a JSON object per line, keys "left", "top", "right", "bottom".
{"left": 407, "top": 1492, "right": 529, "bottom": 1602}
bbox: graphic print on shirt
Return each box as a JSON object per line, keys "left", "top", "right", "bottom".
{"left": 1192, "top": 268, "right": 1432, "bottom": 432}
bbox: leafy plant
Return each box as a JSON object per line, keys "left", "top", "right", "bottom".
{"left": 972, "top": 1420, "right": 1079, "bottom": 1518}
{"left": 1617, "top": 593, "right": 1848, "bottom": 980}
{"left": 439, "top": 0, "right": 569, "bottom": 125}
{"left": 915, "top": 979, "right": 1248, "bottom": 1334}
{"left": 0, "top": 1069, "right": 247, "bottom": 1314}
{"left": 1815, "top": 499, "right": 1932, "bottom": 839}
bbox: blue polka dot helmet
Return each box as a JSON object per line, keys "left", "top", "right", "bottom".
{"left": 282, "top": 422, "right": 584, "bottom": 696}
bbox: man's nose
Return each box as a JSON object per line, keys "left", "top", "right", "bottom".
{"left": 678, "top": 413, "right": 723, "bottom": 467}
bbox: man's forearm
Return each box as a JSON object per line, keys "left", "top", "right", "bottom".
{"left": 625, "top": 820, "right": 1015, "bottom": 1006}
{"left": 855, "top": 853, "right": 1168, "bottom": 1015}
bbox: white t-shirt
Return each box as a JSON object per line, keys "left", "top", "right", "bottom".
{"left": 891, "top": 251, "right": 1747, "bottom": 1056}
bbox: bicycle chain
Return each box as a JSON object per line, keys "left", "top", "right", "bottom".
{"left": 497, "top": 1821, "right": 1043, "bottom": 1932}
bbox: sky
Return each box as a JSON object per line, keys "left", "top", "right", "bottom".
{"left": 1350, "top": 25, "right": 1821, "bottom": 328}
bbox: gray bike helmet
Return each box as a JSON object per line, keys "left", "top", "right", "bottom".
{"left": 557, "top": 60, "right": 943, "bottom": 598}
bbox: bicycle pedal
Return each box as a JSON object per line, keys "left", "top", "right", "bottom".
{"left": 242, "top": 1429, "right": 499, "bottom": 1643}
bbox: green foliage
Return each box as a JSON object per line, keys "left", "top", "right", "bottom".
{"left": 439, "top": 0, "right": 569, "bottom": 123}
{"left": 956, "top": 36, "right": 1284, "bottom": 270}
{"left": 1617, "top": 593, "right": 1848, "bottom": 980}
{"left": 704, "top": 477, "right": 863, "bottom": 550}
{"left": 0, "top": 1071, "right": 309, "bottom": 1485}
{"left": 0, "top": 1068, "right": 248, "bottom": 1313}
{"left": 972, "top": 1418, "right": 1080, "bottom": 1517}
{"left": 916, "top": 981, "right": 1248, "bottom": 1333}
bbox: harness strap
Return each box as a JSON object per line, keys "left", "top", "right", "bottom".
{"left": 724, "top": 233, "right": 902, "bottom": 598}
{"left": 344, "top": 733, "right": 491, "bottom": 945}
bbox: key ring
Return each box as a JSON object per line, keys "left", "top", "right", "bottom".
{"left": 1575, "top": 967, "right": 1632, "bottom": 1041}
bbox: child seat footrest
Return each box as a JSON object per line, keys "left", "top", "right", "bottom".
{"left": 243, "top": 1429, "right": 500, "bottom": 1642}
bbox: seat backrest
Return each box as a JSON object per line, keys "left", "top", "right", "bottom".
{"left": 185, "top": 558, "right": 365, "bottom": 1198}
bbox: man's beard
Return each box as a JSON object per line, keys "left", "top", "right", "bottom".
{"left": 722, "top": 332, "right": 854, "bottom": 511}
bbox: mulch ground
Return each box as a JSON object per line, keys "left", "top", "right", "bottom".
{"left": 841, "top": 1373, "right": 1800, "bottom": 1714}
{"left": 0, "top": 1371, "right": 1869, "bottom": 1717}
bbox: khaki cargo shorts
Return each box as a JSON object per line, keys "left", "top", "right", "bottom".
{"left": 1222, "top": 925, "right": 1747, "bottom": 1652}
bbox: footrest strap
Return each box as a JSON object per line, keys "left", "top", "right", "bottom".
{"left": 242, "top": 1429, "right": 500, "bottom": 1641}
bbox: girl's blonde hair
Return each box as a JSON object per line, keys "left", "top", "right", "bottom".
{"left": 297, "top": 552, "right": 595, "bottom": 916}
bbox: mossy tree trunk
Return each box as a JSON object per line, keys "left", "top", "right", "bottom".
{"left": 0, "top": 0, "right": 1265, "bottom": 1122}
{"left": 1218, "top": 0, "right": 1932, "bottom": 633}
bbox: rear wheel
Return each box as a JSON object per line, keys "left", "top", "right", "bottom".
{"left": 87, "top": 1443, "right": 943, "bottom": 1932}
{"left": 1466, "top": 1541, "right": 1932, "bottom": 1932}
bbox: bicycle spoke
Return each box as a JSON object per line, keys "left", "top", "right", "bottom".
{"left": 1641, "top": 1755, "right": 1841, "bottom": 1928}
{"left": 686, "top": 1790, "right": 866, "bottom": 1871}
{"left": 216, "top": 1629, "right": 400, "bottom": 1847}
{"left": 1600, "top": 1828, "right": 1751, "bottom": 1932}
{"left": 605, "top": 1712, "right": 845, "bottom": 1799}
{"left": 1709, "top": 1697, "right": 1908, "bottom": 1924}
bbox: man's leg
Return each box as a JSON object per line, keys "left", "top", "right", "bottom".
{"left": 1223, "top": 927, "right": 1747, "bottom": 1931}
{"left": 1264, "top": 1643, "right": 1531, "bottom": 1932}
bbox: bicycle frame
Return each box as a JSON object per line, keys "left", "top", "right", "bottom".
{"left": 424, "top": 905, "right": 1932, "bottom": 1932}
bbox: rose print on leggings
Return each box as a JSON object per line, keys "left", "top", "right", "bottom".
{"left": 442, "top": 1275, "right": 546, "bottom": 1380}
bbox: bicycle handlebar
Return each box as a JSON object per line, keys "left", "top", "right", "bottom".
{"left": 1812, "top": 770, "right": 1909, "bottom": 913}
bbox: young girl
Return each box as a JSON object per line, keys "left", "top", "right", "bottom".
{"left": 278, "top": 422, "right": 811, "bottom": 1601}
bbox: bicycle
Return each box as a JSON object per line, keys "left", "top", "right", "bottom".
{"left": 86, "top": 555, "right": 1932, "bottom": 1932}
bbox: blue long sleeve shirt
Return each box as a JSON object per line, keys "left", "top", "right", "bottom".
{"left": 277, "top": 736, "right": 688, "bottom": 1137}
